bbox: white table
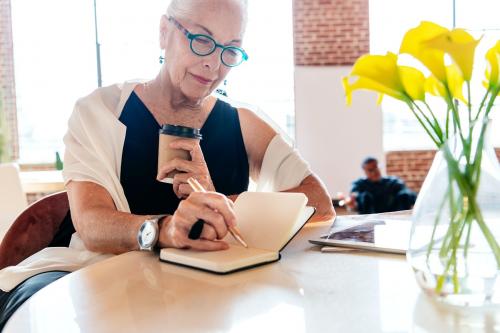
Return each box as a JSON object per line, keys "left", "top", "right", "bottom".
{"left": 4, "top": 221, "right": 500, "bottom": 332}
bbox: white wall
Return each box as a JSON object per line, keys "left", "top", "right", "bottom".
{"left": 294, "top": 66, "right": 384, "bottom": 196}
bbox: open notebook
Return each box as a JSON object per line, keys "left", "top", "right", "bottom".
{"left": 160, "top": 192, "right": 315, "bottom": 274}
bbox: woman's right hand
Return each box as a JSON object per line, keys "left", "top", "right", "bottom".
{"left": 157, "top": 192, "right": 237, "bottom": 251}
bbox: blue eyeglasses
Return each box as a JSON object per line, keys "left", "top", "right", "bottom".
{"left": 168, "top": 16, "right": 248, "bottom": 67}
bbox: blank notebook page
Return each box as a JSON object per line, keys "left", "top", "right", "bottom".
{"left": 226, "top": 192, "right": 308, "bottom": 251}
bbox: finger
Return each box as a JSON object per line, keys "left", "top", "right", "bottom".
{"left": 178, "top": 183, "right": 193, "bottom": 198}
{"left": 173, "top": 172, "right": 196, "bottom": 185}
{"left": 188, "top": 192, "right": 237, "bottom": 227}
{"left": 226, "top": 196, "right": 235, "bottom": 208}
{"left": 174, "top": 173, "right": 213, "bottom": 196}
{"left": 173, "top": 180, "right": 180, "bottom": 198}
{"left": 164, "top": 214, "right": 193, "bottom": 248}
{"left": 172, "top": 173, "right": 193, "bottom": 198}
{"left": 183, "top": 174, "right": 216, "bottom": 193}
{"left": 200, "top": 223, "right": 217, "bottom": 240}
{"left": 170, "top": 139, "right": 204, "bottom": 161}
{"left": 157, "top": 159, "right": 180, "bottom": 180}
{"left": 169, "top": 138, "right": 196, "bottom": 150}
{"left": 171, "top": 207, "right": 200, "bottom": 231}
{"left": 182, "top": 202, "right": 229, "bottom": 240}
{"left": 157, "top": 159, "right": 193, "bottom": 180}
{"left": 184, "top": 238, "right": 229, "bottom": 251}
{"left": 157, "top": 162, "right": 174, "bottom": 181}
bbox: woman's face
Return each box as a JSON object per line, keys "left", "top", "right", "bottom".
{"left": 160, "top": 1, "right": 246, "bottom": 103}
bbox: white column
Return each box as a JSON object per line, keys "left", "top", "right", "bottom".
{"left": 294, "top": 66, "right": 384, "bottom": 195}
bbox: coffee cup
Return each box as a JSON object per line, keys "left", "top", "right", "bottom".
{"left": 158, "top": 124, "right": 202, "bottom": 183}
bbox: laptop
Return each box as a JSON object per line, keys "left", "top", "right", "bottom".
{"left": 309, "top": 212, "right": 412, "bottom": 254}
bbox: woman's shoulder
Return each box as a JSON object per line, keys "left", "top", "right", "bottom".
{"left": 74, "top": 80, "right": 145, "bottom": 118}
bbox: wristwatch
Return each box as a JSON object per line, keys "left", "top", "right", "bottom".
{"left": 137, "top": 215, "right": 167, "bottom": 251}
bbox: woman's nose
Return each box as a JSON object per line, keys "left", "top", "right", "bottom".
{"left": 202, "top": 49, "right": 222, "bottom": 71}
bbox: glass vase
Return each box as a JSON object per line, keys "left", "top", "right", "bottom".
{"left": 407, "top": 123, "right": 500, "bottom": 307}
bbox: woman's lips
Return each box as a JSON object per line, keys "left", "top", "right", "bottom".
{"left": 190, "top": 73, "right": 214, "bottom": 85}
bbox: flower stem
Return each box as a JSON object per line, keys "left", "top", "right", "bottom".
{"left": 445, "top": 106, "right": 451, "bottom": 140}
{"left": 444, "top": 84, "right": 471, "bottom": 165}
{"left": 467, "top": 81, "right": 472, "bottom": 127}
{"left": 484, "top": 86, "right": 500, "bottom": 119}
{"left": 436, "top": 214, "right": 468, "bottom": 293}
{"left": 426, "top": 188, "right": 449, "bottom": 261}
{"left": 472, "top": 89, "right": 490, "bottom": 123}
{"left": 463, "top": 208, "right": 474, "bottom": 260}
{"left": 419, "top": 101, "right": 444, "bottom": 143}
{"left": 469, "top": 197, "right": 500, "bottom": 268}
{"left": 407, "top": 102, "right": 441, "bottom": 147}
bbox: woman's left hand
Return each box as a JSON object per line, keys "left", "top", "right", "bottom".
{"left": 157, "top": 138, "right": 215, "bottom": 198}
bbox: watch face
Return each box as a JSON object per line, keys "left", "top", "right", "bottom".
{"left": 141, "top": 222, "right": 156, "bottom": 247}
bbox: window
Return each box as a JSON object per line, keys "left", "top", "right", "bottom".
{"left": 11, "top": 0, "right": 97, "bottom": 163}
{"left": 370, "top": 0, "right": 500, "bottom": 151}
{"left": 223, "top": 0, "right": 295, "bottom": 139}
{"left": 11, "top": 0, "right": 295, "bottom": 163}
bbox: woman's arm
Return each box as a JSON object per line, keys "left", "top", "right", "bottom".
{"left": 67, "top": 181, "right": 236, "bottom": 254}
{"left": 237, "top": 108, "right": 335, "bottom": 222}
{"left": 66, "top": 181, "right": 144, "bottom": 254}
{"left": 282, "top": 174, "right": 335, "bottom": 221}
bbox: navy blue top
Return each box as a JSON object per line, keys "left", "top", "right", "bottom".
{"left": 351, "top": 176, "right": 416, "bottom": 213}
{"left": 118, "top": 92, "right": 249, "bottom": 215}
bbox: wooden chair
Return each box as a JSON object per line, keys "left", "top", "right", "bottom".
{"left": 0, "top": 191, "right": 73, "bottom": 270}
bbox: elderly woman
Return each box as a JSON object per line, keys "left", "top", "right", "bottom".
{"left": 0, "top": 0, "right": 333, "bottom": 327}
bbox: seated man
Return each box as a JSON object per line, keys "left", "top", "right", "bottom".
{"left": 346, "top": 157, "right": 416, "bottom": 214}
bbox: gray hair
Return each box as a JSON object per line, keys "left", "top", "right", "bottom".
{"left": 167, "top": 0, "right": 248, "bottom": 28}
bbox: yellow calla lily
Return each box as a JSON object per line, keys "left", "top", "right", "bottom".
{"left": 400, "top": 21, "right": 448, "bottom": 82}
{"left": 343, "top": 52, "right": 407, "bottom": 104}
{"left": 424, "top": 29, "right": 480, "bottom": 82}
{"left": 485, "top": 41, "right": 500, "bottom": 89}
{"left": 342, "top": 76, "right": 405, "bottom": 105}
{"left": 342, "top": 76, "right": 354, "bottom": 105}
{"left": 351, "top": 52, "right": 404, "bottom": 93}
{"left": 424, "top": 75, "right": 446, "bottom": 98}
{"left": 423, "top": 65, "right": 466, "bottom": 103}
{"left": 446, "top": 63, "right": 467, "bottom": 103}
{"left": 399, "top": 66, "right": 426, "bottom": 101}
{"left": 376, "top": 94, "right": 384, "bottom": 105}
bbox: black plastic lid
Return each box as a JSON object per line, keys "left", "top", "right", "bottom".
{"left": 159, "top": 124, "right": 203, "bottom": 140}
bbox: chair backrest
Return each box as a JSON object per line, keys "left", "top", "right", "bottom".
{"left": 0, "top": 191, "right": 69, "bottom": 270}
{"left": 0, "top": 163, "right": 28, "bottom": 242}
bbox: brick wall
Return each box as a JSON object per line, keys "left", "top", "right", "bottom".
{"left": 293, "top": 0, "right": 369, "bottom": 66}
{"left": 386, "top": 149, "right": 500, "bottom": 193}
{"left": 386, "top": 150, "right": 436, "bottom": 193}
{"left": 0, "top": 0, "right": 19, "bottom": 160}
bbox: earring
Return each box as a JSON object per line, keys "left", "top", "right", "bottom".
{"left": 159, "top": 55, "right": 165, "bottom": 64}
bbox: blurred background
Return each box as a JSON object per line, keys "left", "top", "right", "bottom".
{"left": 0, "top": 0, "right": 499, "bottom": 202}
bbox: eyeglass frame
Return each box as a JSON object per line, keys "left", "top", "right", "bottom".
{"left": 167, "top": 16, "right": 248, "bottom": 67}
